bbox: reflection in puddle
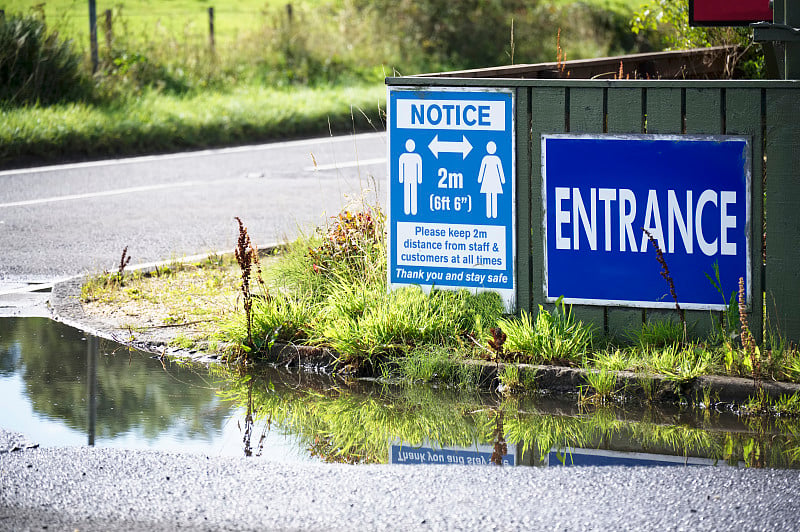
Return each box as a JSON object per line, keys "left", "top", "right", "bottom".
{"left": 0, "top": 318, "right": 308, "bottom": 460}
{"left": 223, "top": 369, "right": 800, "bottom": 469}
{"left": 2, "top": 317, "right": 800, "bottom": 468}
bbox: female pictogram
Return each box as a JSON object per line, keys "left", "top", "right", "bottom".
{"left": 477, "top": 141, "right": 505, "bottom": 218}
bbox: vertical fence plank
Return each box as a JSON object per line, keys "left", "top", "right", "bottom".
{"left": 726, "top": 88, "right": 764, "bottom": 344}
{"left": 606, "top": 86, "right": 645, "bottom": 341}
{"left": 644, "top": 86, "right": 687, "bottom": 333}
{"left": 566, "top": 87, "right": 606, "bottom": 329}
{"left": 680, "top": 88, "right": 725, "bottom": 339}
{"left": 765, "top": 88, "right": 800, "bottom": 343}
{"left": 515, "top": 87, "right": 533, "bottom": 314}
{"left": 645, "top": 87, "right": 682, "bottom": 134}
{"left": 530, "top": 86, "right": 567, "bottom": 317}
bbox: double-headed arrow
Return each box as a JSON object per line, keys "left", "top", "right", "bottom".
{"left": 428, "top": 134, "right": 472, "bottom": 159}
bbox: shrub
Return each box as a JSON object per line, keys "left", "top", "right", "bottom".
{"left": 0, "top": 14, "right": 90, "bottom": 106}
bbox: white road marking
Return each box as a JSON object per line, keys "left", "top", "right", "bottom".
{"left": 0, "top": 177, "right": 251, "bottom": 208}
{"left": 0, "top": 282, "right": 58, "bottom": 296}
{"left": 0, "top": 132, "right": 385, "bottom": 177}
{"left": 304, "top": 157, "right": 386, "bottom": 172}
{"left": 0, "top": 181, "right": 201, "bottom": 208}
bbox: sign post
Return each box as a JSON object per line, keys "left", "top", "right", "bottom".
{"left": 388, "top": 87, "right": 516, "bottom": 309}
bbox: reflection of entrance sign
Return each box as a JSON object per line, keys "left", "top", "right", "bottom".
{"left": 389, "top": 442, "right": 516, "bottom": 466}
{"left": 388, "top": 87, "right": 516, "bottom": 309}
{"left": 542, "top": 134, "right": 750, "bottom": 310}
{"left": 547, "top": 447, "right": 720, "bottom": 467}
{"left": 689, "top": 0, "right": 773, "bottom": 26}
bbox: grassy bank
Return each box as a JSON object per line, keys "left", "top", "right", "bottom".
{"left": 0, "top": 83, "right": 385, "bottom": 167}
{"left": 80, "top": 206, "right": 800, "bottom": 415}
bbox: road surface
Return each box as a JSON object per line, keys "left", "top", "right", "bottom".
{"left": 0, "top": 132, "right": 387, "bottom": 315}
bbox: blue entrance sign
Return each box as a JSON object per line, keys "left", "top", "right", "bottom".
{"left": 542, "top": 134, "right": 751, "bottom": 310}
{"left": 388, "top": 87, "right": 515, "bottom": 308}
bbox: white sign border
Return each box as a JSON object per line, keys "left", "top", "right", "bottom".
{"left": 387, "top": 85, "right": 517, "bottom": 311}
{"left": 541, "top": 132, "right": 752, "bottom": 312}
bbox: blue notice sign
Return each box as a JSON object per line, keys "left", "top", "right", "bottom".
{"left": 388, "top": 87, "right": 515, "bottom": 308}
{"left": 390, "top": 444, "right": 516, "bottom": 466}
{"left": 542, "top": 134, "right": 750, "bottom": 310}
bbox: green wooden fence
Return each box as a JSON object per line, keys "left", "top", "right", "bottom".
{"left": 386, "top": 77, "right": 800, "bottom": 344}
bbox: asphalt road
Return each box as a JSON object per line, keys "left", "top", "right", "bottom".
{"left": 0, "top": 132, "right": 387, "bottom": 283}
{"left": 2, "top": 443, "right": 799, "bottom": 531}
{"left": 2, "top": 137, "right": 800, "bottom": 530}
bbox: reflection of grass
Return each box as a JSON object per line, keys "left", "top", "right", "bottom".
{"left": 214, "top": 364, "right": 800, "bottom": 468}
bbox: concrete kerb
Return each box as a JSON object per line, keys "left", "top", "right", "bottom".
{"left": 48, "top": 253, "right": 800, "bottom": 407}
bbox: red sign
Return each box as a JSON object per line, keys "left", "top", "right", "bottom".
{"left": 689, "top": 0, "right": 773, "bottom": 26}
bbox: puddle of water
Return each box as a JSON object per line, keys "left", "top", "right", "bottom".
{"left": 2, "top": 317, "right": 799, "bottom": 468}
{"left": 0, "top": 317, "right": 311, "bottom": 461}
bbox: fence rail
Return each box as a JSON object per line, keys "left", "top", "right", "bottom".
{"left": 415, "top": 46, "right": 741, "bottom": 81}
{"left": 388, "top": 75, "right": 800, "bottom": 343}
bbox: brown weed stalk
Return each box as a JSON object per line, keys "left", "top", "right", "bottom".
{"left": 738, "top": 276, "right": 760, "bottom": 388}
{"left": 117, "top": 246, "right": 131, "bottom": 284}
{"left": 234, "top": 217, "right": 255, "bottom": 350}
{"left": 488, "top": 326, "right": 507, "bottom": 362}
{"left": 643, "top": 228, "right": 686, "bottom": 340}
{"left": 491, "top": 411, "right": 507, "bottom": 466}
{"left": 556, "top": 28, "right": 567, "bottom": 75}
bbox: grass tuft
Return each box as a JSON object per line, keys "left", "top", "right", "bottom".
{"left": 499, "top": 299, "right": 594, "bottom": 365}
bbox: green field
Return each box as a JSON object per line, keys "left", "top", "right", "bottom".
{"left": 4, "top": 0, "right": 649, "bottom": 77}
{"left": 5, "top": 0, "right": 646, "bottom": 44}
{"left": 5, "top": 1, "right": 297, "bottom": 45}
{"left": 1, "top": 1, "right": 654, "bottom": 166}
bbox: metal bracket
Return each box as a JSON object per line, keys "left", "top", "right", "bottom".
{"left": 752, "top": 22, "right": 800, "bottom": 42}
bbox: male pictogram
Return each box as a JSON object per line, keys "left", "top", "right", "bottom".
{"left": 399, "top": 139, "right": 423, "bottom": 215}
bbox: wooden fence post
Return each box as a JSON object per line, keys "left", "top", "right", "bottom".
{"left": 104, "top": 9, "right": 112, "bottom": 55}
{"left": 88, "top": 0, "right": 98, "bottom": 74}
{"left": 208, "top": 7, "right": 215, "bottom": 54}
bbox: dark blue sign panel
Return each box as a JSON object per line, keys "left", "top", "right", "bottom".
{"left": 388, "top": 87, "right": 515, "bottom": 309}
{"left": 543, "top": 135, "right": 750, "bottom": 310}
{"left": 547, "top": 448, "right": 715, "bottom": 467}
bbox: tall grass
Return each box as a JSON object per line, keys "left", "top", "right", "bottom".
{"left": 498, "top": 300, "right": 594, "bottom": 366}
{"left": 1, "top": 1, "right": 659, "bottom": 166}
{"left": 0, "top": 14, "right": 91, "bottom": 105}
{"left": 0, "top": 83, "right": 385, "bottom": 165}
{"left": 230, "top": 204, "right": 510, "bottom": 365}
